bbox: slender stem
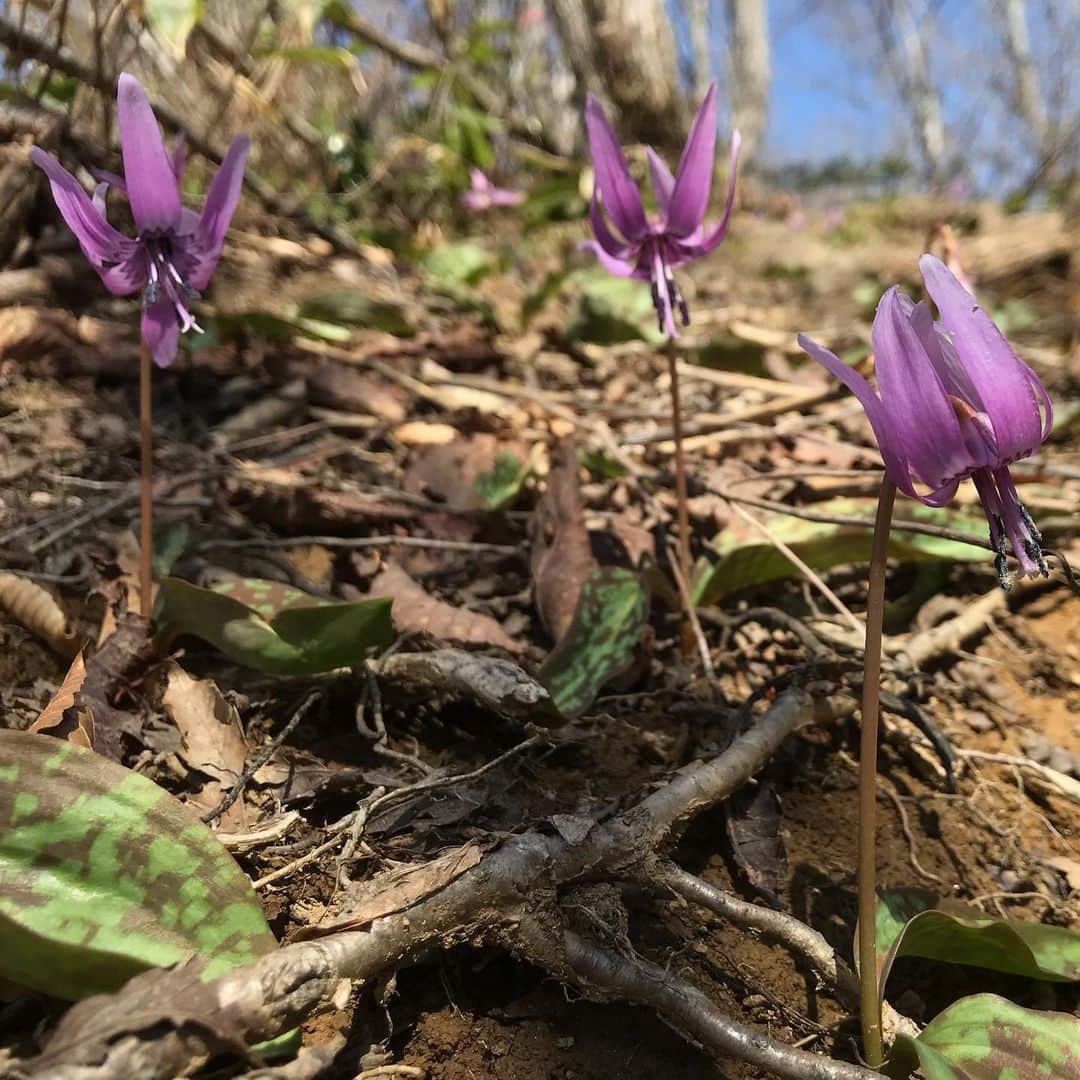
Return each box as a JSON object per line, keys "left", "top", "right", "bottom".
{"left": 857, "top": 475, "right": 895, "bottom": 1068}
{"left": 138, "top": 342, "right": 153, "bottom": 617}
{"left": 665, "top": 336, "right": 691, "bottom": 586}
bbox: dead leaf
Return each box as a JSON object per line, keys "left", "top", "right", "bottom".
{"left": 229, "top": 480, "right": 415, "bottom": 533}
{"left": 368, "top": 562, "right": 523, "bottom": 654}
{"left": 28, "top": 651, "right": 94, "bottom": 748}
{"left": 0, "top": 572, "right": 77, "bottom": 657}
{"left": 158, "top": 663, "right": 248, "bottom": 830}
{"left": 77, "top": 613, "right": 159, "bottom": 760}
{"left": 294, "top": 843, "right": 483, "bottom": 939}
{"left": 723, "top": 768, "right": 787, "bottom": 906}
{"left": 404, "top": 432, "right": 526, "bottom": 510}
{"left": 529, "top": 437, "right": 596, "bottom": 641}
{"left": 211, "top": 379, "right": 306, "bottom": 444}
{"left": 309, "top": 364, "right": 407, "bottom": 423}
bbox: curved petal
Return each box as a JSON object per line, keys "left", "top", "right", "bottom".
{"left": 117, "top": 72, "right": 182, "bottom": 234}
{"left": 872, "top": 287, "right": 973, "bottom": 490}
{"left": 904, "top": 295, "right": 983, "bottom": 407}
{"left": 97, "top": 251, "right": 148, "bottom": 296}
{"left": 666, "top": 82, "right": 717, "bottom": 238}
{"left": 584, "top": 94, "right": 647, "bottom": 242}
{"left": 645, "top": 146, "right": 675, "bottom": 215}
{"left": 919, "top": 253, "right": 1048, "bottom": 462}
{"left": 29, "top": 148, "right": 133, "bottom": 265}
{"left": 588, "top": 194, "right": 638, "bottom": 260}
{"left": 672, "top": 129, "right": 741, "bottom": 257}
{"left": 170, "top": 133, "right": 187, "bottom": 180}
{"left": 797, "top": 333, "right": 918, "bottom": 499}
{"left": 141, "top": 295, "right": 181, "bottom": 368}
{"left": 195, "top": 137, "right": 248, "bottom": 255}
{"left": 579, "top": 239, "right": 637, "bottom": 278}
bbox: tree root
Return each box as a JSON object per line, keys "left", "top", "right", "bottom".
{"left": 13, "top": 690, "right": 869, "bottom": 1080}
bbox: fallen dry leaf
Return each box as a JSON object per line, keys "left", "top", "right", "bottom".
{"left": 158, "top": 663, "right": 249, "bottom": 830}
{"left": 368, "top": 562, "right": 523, "bottom": 654}
{"left": 529, "top": 437, "right": 596, "bottom": 641}
{"left": 392, "top": 421, "right": 458, "bottom": 446}
{"left": 0, "top": 572, "right": 78, "bottom": 658}
{"left": 403, "top": 432, "right": 526, "bottom": 510}
{"left": 309, "top": 364, "right": 407, "bottom": 423}
{"left": 28, "top": 651, "right": 94, "bottom": 749}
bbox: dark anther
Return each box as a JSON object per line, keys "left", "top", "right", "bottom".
{"left": 1018, "top": 501, "right": 1042, "bottom": 542}
{"left": 995, "top": 552, "right": 1012, "bottom": 591}
{"left": 143, "top": 281, "right": 159, "bottom": 307}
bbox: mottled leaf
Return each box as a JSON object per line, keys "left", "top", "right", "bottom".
{"left": 295, "top": 291, "right": 415, "bottom": 336}
{"left": 0, "top": 729, "right": 275, "bottom": 999}
{"left": 724, "top": 771, "right": 786, "bottom": 905}
{"left": 873, "top": 889, "right": 1080, "bottom": 1003}
{"left": 695, "top": 498, "right": 988, "bottom": 604}
{"left": 475, "top": 451, "right": 528, "bottom": 510}
{"left": 423, "top": 242, "right": 494, "bottom": 286}
{"left": 883, "top": 995, "right": 1080, "bottom": 1080}
{"left": 566, "top": 270, "right": 663, "bottom": 345}
{"left": 154, "top": 577, "right": 393, "bottom": 675}
{"left": 538, "top": 567, "right": 648, "bottom": 718}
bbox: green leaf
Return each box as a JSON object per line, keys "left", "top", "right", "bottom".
{"left": 475, "top": 452, "right": 528, "bottom": 509}
{"left": 154, "top": 577, "right": 393, "bottom": 675}
{"left": 566, "top": 270, "right": 662, "bottom": 345}
{"left": 295, "top": 291, "right": 415, "bottom": 337}
{"left": 423, "top": 242, "right": 494, "bottom": 287}
{"left": 0, "top": 728, "right": 275, "bottom": 1000}
{"left": 883, "top": 995, "right": 1080, "bottom": 1080}
{"left": 873, "top": 889, "right": 1080, "bottom": 1004}
{"left": 694, "top": 498, "right": 987, "bottom": 604}
{"left": 538, "top": 567, "right": 648, "bottom": 718}
{"left": 152, "top": 521, "right": 191, "bottom": 577}
{"left": 144, "top": 0, "right": 203, "bottom": 56}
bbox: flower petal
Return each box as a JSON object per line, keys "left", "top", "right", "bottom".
{"left": 579, "top": 239, "right": 637, "bottom": 278}
{"left": 645, "top": 147, "right": 675, "bottom": 215}
{"left": 171, "top": 133, "right": 187, "bottom": 180}
{"left": 666, "top": 82, "right": 717, "bottom": 238}
{"left": 98, "top": 251, "right": 148, "bottom": 296}
{"left": 117, "top": 73, "right": 182, "bottom": 234}
{"left": 872, "top": 287, "right": 973, "bottom": 490}
{"left": 588, "top": 194, "right": 638, "bottom": 260}
{"left": 187, "top": 134, "right": 249, "bottom": 290}
{"left": 141, "top": 295, "right": 181, "bottom": 368}
{"left": 673, "top": 129, "right": 741, "bottom": 257}
{"left": 797, "top": 332, "right": 918, "bottom": 499}
{"left": 584, "top": 94, "right": 647, "bottom": 242}
{"left": 29, "top": 148, "right": 134, "bottom": 265}
{"left": 919, "top": 253, "right": 1048, "bottom": 462}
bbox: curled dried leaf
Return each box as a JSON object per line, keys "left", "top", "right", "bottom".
{"left": 28, "top": 651, "right": 94, "bottom": 749}
{"left": 0, "top": 572, "right": 77, "bottom": 657}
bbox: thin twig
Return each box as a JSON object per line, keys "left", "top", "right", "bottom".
{"left": 202, "top": 691, "right": 323, "bottom": 827}
{"left": 202, "top": 535, "right": 520, "bottom": 556}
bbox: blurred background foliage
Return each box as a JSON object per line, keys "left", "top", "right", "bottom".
{"left": 0, "top": 0, "right": 1076, "bottom": 255}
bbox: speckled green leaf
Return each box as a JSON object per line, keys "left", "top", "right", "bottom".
{"left": 154, "top": 577, "right": 393, "bottom": 675}
{"left": 207, "top": 576, "right": 321, "bottom": 620}
{"left": 0, "top": 728, "right": 275, "bottom": 1000}
{"left": 873, "top": 889, "right": 1080, "bottom": 1003}
{"left": 883, "top": 995, "right": 1080, "bottom": 1080}
{"left": 694, "top": 498, "right": 986, "bottom": 604}
{"left": 538, "top": 567, "right": 648, "bottom": 718}
{"left": 475, "top": 452, "right": 528, "bottom": 509}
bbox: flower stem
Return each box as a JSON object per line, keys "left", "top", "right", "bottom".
{"left": 138, "top": 341, "right": 153, "bottom": 618}
{"left": 665, "top": 336, "right": 691, "bottom": 587}
{"left": 857, "top": 474, "right": 895, "bottom": 1068}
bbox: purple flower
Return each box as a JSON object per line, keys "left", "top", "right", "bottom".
{"left": 798, "top": 255, "right": 1053, "bottom": 587}
{"left": 582, "top": 83, "right": 740, "bottom": 336}
{"left": 461, "top": 169, "right": 524, "bottom": 212}
{"left": 29, "top": 73, "right": 249, "bottom": 368}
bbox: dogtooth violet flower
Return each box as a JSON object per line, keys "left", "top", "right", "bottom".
{"left": 582, "top": 83, "right": 740, "bottom": 337}
{"left": 461, "top": 168, "right": 524, "bottom": 211}
{"left": 29, "top": 73, "right": 249, "bottom": 368}
{"left": 798, "top": 254, "right": 1053, "bottom": 587}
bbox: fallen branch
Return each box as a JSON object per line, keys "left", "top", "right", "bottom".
{"left": 17, "top": 690, "right": 861, "bottom": 1079}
